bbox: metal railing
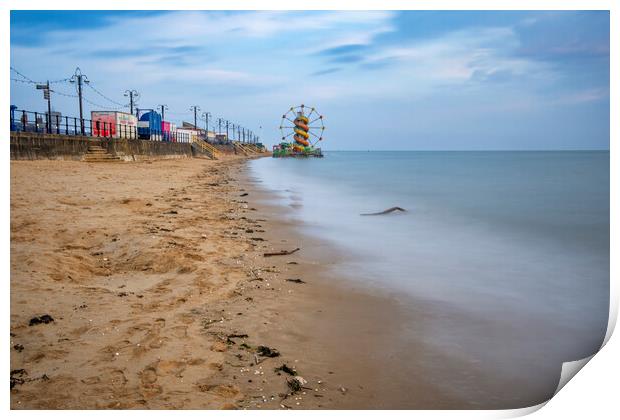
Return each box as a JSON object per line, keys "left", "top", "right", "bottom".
{"left": 10, "top": 108, "right": 192, "bottom": 143}
{"left": 139, "top": 129, "right": 191, "bottom": 143}
{"left": 10, "top": 109, "right": 138, "bottom": 139}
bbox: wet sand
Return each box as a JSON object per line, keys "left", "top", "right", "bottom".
{"left": 10, "top": 156, "right": 459, "bottom": 409}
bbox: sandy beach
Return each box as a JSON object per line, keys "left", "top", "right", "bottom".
{"left": 10, "top": 156, "right": 455, "bottom": 409}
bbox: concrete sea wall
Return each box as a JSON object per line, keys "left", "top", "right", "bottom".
{"left": 10, "top": 132, "right": 207, "bottom": 161}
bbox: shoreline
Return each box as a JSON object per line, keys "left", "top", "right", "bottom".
{"left": 11, "top": 156, "right": 447, "bottom": 409}
{"left": 237, "top": 162, "right": 470, "bottom": 409}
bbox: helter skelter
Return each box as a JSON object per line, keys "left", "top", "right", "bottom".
{"left": 273, "top": 104, "right": 325, "bottom": 157}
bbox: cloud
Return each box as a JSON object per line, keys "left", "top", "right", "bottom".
{"left": 551, "top": 88, "right": 609, "bottom": 106}
{"left": 311, "top": 68, "right": 342, "bottom": 77}
{"left": 329, "top": 54, "right": 364, "bottom": 64}
{"left": 317, "top": 44, "right": 369, "bottom": 57}
{"left": 316, "top": 44, "right": 370, "bottom": 65}
{"left": 469, "top": 68, "right": 515, "bottom": 83}
{"left": 513, "top": 11, "right": 610, "bottom": 62}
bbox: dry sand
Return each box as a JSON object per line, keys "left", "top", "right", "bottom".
{"left": 10, "top": 156, "right": 457, "bottom": 409}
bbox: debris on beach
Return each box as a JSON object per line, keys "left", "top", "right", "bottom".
{"left": 13, "top": 344, "right": 24, "bottom": 352}
{"left": 227, "top": 333, "right": 249, "bottom": 344}
{"left": 264, "top": 248, "right": 300, "bottom": 257}
{"left": 10, "top": 369, "right": 27, "bottom": 389}
{"left": 28, "top": 314, "right": 54, "bottom": 326}
{"left": 286, "top": 278, "right": 306, "bottom": 284}
{"left": 10, "top": 369, "right": 49, "bottom": 390}
{"left": 286, "top": 376, "right": 308, "bottom": 393}
{"left": 360, "top": 206, "right": 406, "bottom": 216}
{"left": 256, "top": 346, "right": 280, "bottom": 358}
{"left": 240, "top": 193, "right": 249, "bottom": 197}
{"left": 275, "top": 364, "right": 297, "bottom": 376}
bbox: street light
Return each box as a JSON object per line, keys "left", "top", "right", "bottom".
{"left": 157, "top": 104, "right": 168, "bottom": 120}
{"left": 189, "top": 105, "right": 200, "bottom": 129}
{"left": 201, "top": 111, "right": 211, "bottom": 140}
{"left": 70, "top": 68, "right": 89, "bottom": 134}
{"left": 124, "top": 90, "right": 140, "bottom": 116}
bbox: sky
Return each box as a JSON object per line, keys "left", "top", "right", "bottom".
{"left": 10, "top": 10, "right": 610, "bottom": 150}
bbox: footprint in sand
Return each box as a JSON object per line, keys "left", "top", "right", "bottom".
{"left": 81, "top": 368, "right": 129, "bottom": 400}
{"left": 140, "top": 366, "right": 158, "bottom": 385}
{"left": 155, "top": 360, "right": 187, "bottom": 377}
{"left": 139, "top": 366, "right": 162, "bottom": 398}
{"left": 195, "top": 380, "right": 240, "bottom": 398}
{"left": 97, "top": 340, "right": 132, "bottom": 362}
{"left": 26, "top": 348, "right": 68, "bottom": 363}
{"left": 169, "top": 325, "right": 188, "bottom": 338}
{"left": 138, "top": 359, "right": 187, "bottom": 397}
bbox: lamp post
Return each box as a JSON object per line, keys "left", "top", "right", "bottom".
{"left": 158, "top": 104, "right": 168, "bottom": 121}
{"left": 189, "top": 105, "right": 200, "bottom": 129}
{"left": 124, "top": 89, "right": 139, "bottom": 116}
{"left": 70, "top": 68, "right": 89, "bottom": 134}
{"left": 201, "top": 111, "right": 211, "bottom": 140}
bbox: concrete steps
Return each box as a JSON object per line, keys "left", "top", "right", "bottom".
{"left": 83, "top": 145, "right": 121, "bottom": 162}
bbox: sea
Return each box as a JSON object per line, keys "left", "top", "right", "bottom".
{"left": 249, "top": 151, "right": 609, "bottom": 407}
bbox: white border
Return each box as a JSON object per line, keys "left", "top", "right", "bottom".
{"left": 2, "top": 1, "right": 617, "bottom": 419}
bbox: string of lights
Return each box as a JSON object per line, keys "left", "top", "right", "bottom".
{"left": 54, "top": 90, "right": 79, "bottom": 98}
{"left": 166, "top": 111, "right": 193, "bottom": 116}
{"left": 82, "top": 95, "right": 127, "bottom": 111}
{"left": 85, "top": 82, "right": 128, "bottom": 107}
{"left": 11, "top": 78, "right": 37, "bottom": 84}
{"left": 48, "top": 78, "right": 73, "bottom": 84}
{"left": 10, "top": 66, "right": 38, "bottom": 83}
{"left": 11, "top": 68, "right": 72, "bottom": 85}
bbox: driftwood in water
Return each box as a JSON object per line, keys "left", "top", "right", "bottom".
{"left": 360, "top": 207, "right": 407, "bottom": 216}
{"left": 264, "top": 247, "right": 300, "bottom": 257}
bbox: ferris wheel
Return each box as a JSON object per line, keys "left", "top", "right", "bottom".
{"left": 279, "top": 104, "right": 325, "bottom": 148}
